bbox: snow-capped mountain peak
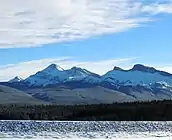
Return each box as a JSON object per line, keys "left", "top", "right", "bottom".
{"left": 101, "top": 64, "right": 172, "bottom": 87}
{"left": 70, "top": 66, "right": 85, "bottom": 72}
{"left": 69, "top": 67, "right": 100, "bottom": 77}
{"left": 23, "top": 64, "right": 100, "bottom": 86}
{"left": 9, "top": 64, "right": 172, "bottom": 88}
{"left": 131, "top": 64, "right": 157, "bottom": 73}
{"left": 113, "top": 66, "right": 124, "bottom": 71}
{"left": 24, "top": 64, "right": 66, "bottom": 86}
{"left": 64, "top": 67, "right": 100, "bottom": 83}
{"left": 113, "top": 64, "right": 158, "bottom": 73}
{"left": 130, "top": 64, "right": 172, "bottom": 77}
{"left": 68, "top": 67, "right": 89, "bottom": 76}
{"left": 4, "top": 64, "right": 172, "bottom": 104}
{"left": 9, "top": 76, "right": 23, "bottom": 83}
{"left": 42, "top": 64, "right": 64, "bottom": 73}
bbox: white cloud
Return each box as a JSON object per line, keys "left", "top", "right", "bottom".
{"left": 158, "top": 66, "right": 172, "bottom": 74}
{"left": 0, "top": 57, "right": 136, "bottom": 81}
{"left": 142, "top": 3, "right": 172, "bottom": 15}
{"left": 0, "top": 0, "right": 172, "bottom": 48}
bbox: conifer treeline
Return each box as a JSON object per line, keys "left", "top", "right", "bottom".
{"left": 0, "top": 100, "right": 172, "bottom": 120}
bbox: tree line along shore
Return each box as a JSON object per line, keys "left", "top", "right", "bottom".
{"left": 0, "top": 100, "right": 172, "bottom": 120}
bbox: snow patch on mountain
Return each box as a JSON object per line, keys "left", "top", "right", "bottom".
{"left": 101, "top": 68, "right": 172, "bottom": 86}
{"left": 11, "top": 64, "right": 172, "bottom": 90}
{"left": 24, "top": 64, "right": 66, "bottom": 86}
{"left": 9, "top": 76, "right": 23, "bottom": 83}
{"left": 4, "top": 64, "right": 172, "bottom": 104}
{"left": 24, "top": 64, "right": 100, "bottom": 86}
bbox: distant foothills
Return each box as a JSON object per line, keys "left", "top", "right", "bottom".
{"left": 0, "top": 64, "right": 172, "bottom": 120}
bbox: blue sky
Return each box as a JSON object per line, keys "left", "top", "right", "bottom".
{"left": 0, "top": 0, "right": 172, "bottom": 81}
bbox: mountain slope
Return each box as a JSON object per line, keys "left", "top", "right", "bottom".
{"left": 4, "top": 63, "right": 172, "bottom": 104}
{"left": 9, "top": 76, "right": 23, "bottom": 83}
{"left": 24, "top": 64, "right": 100, "bottom": 86}
{"left": 0, "top": 85, "right": 49, "bottom": 105}
{"left": 26, "top": 86, "right": 136, "bottom": 105}
{"left": 23, "top": 63, "right": 172, "bottom": 87}
{"left": 101, "top": 64, "right": 172, "bottom": 86}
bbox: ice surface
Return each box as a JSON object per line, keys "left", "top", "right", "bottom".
{"left": 0, "top": 121, "right": 172, "bottom": 139}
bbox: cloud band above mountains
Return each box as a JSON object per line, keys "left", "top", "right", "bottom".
{"left": 0, "top": 0, "right": 172, "bottom": 48}
{"left": 0, "top": 57, "right": 137, "bottom": 81}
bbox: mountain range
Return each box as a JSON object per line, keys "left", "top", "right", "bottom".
{"left": 1, "top": 64, "right": 172, "bottom": 105}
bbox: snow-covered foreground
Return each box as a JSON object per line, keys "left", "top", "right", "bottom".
{"left": 0, "top": 121, "right": 172, "bottom": 139}
{"left": 1, "top": 137, "right": 172, "bottom": 140}
{"left": 1, "top": 133, "right": 172, "bottom": 140}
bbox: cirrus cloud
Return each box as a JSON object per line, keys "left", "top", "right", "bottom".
{"left": 0, "top": 0, "right": 172, "bottom": 48}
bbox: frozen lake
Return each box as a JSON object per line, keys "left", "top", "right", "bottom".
{"left": 0, "top": 121, "right": 172, "bottom": 139}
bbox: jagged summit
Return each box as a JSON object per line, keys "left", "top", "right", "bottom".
{"left": 6, "top": 63, "right": 172, "bottom": 87}
{"left": 23, "top": 64, "right": 100, "bottom": 86}
{"left": 70, "top": 66, "right": 100, "bottom": 78}
{"left": 71, "top": 66, "right": 83, "bottom": 71}
{"left": 112, "top": 64, "right": 172, "bottom": 77}
{"left": 9, "top": 76, "right": 23, "bottom": 83}
{"left": 3, "top": 63, "right": 172, "bottom": 104}
{"left": 113, "top": 66, "right": 124, "bottom": 71}
{"left": 42, "top": 64, "right": 64, "bottom": 72}
{"left": 113, "top": 64, "right": 157, "bottom": 73}
{"left": 70, "top": 66, "right": 89, "bottom": 75}
{"left": 113, "top": 64, "right": 157, "bottom": 72}
{"left": 70, "top": 66, "right": 91, "bottom": 73}
{"left": 130, "top": 64, "right": 172, "bottom": 77}
{"left": 131, "top": 64, "right": 156, "bottom": 73}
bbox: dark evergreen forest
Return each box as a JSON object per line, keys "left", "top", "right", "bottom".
{"left": 0, "top": 100, "right": 172, "bottom": 120}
